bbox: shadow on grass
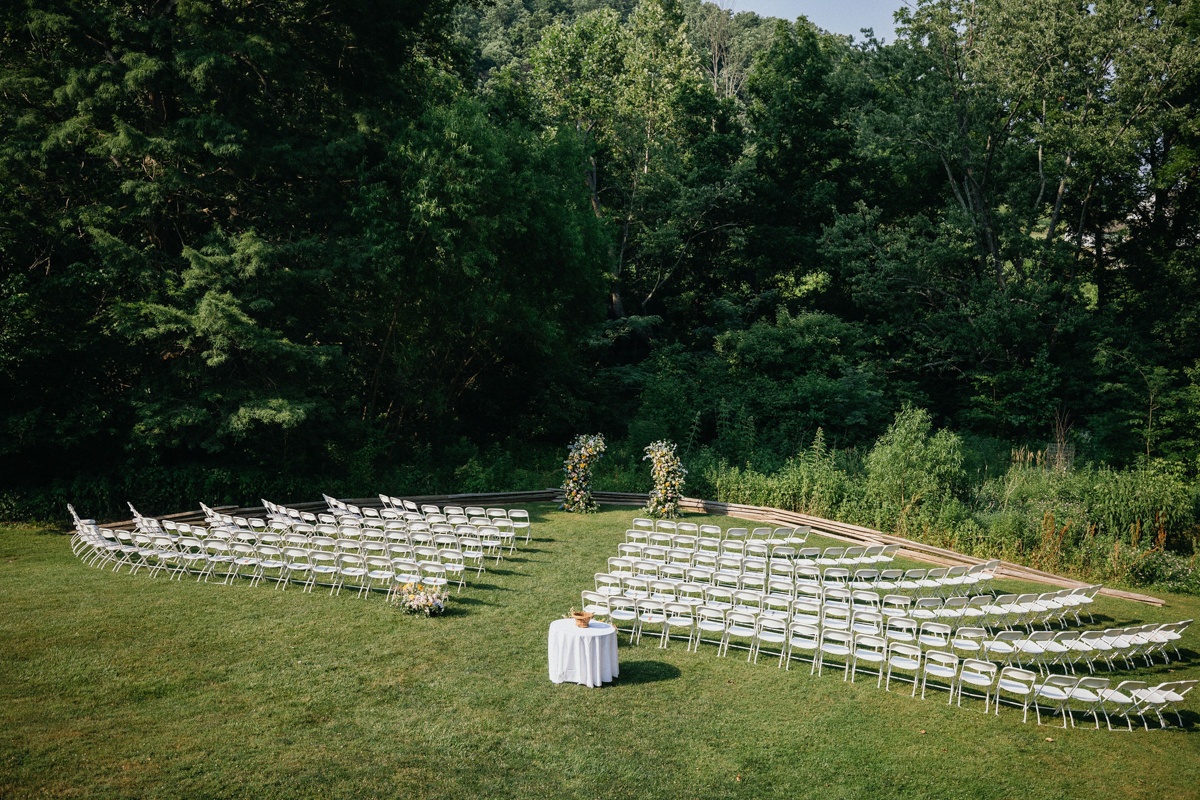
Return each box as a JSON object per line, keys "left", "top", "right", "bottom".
{"left": 469, "top": 583, "right": 513, "bottom": 592}
{"left": 440, "top": 598, "right": 503, "bottom": 615}
{"left": 611, "top": 660, "right": 682, "bottom": 685}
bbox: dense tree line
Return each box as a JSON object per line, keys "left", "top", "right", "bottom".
{"left": 2, "top": 0, "right": 1199, "bottom": 550}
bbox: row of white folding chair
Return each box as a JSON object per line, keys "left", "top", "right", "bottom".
{"left": 373, "top": 496, "right": 531, "bottom": 529}
{"left": 983, "top": 590, "right": 1101, "bottom": 629}
{"left": 604, "top": 558, "right": 992, "bottom": 602}
{"left": 583, "top": 585, "right": 1169, "bottom": 683}
{"left": 617, "top": 540, "right": 901, "bottom": 568}
{"left": 590, "top": 573, "right": 1180, "bottom": 681}
{"left": 75, "top": 526, "right": 473, "bottom": 584}
{"left": 582, "top": 597, "right": 1155, "bottom": 730}
{"left": 585, "top": 594, "right": 1192, "bottom": 732}
{"left": 78, "top": 530, "right": 464, "bottom": 597}
{"left": 594, "top": 573, "right": 1008, "bottom": 625}
{"left": 585, "top": 589, "right": 981, "bottom": 649}
{"left": 611, "top": 548, "right": 881, "bottom": 574}
{"left": 185, "top": 526, "right": 512, "bottom": 565}
{"left": 237, "top": 535, "right": 497, "bottom": 573}
{"left": 881, "top": 621, "right": 1194, "bottom": 677}
{"left": 631, "top": 519, "right": 815, "bottom": 543}
{"left": 841, "top": 642, "right": 1193, "bottom": 730}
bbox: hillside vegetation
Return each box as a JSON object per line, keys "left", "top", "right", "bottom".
{"left": 2, "top": 0, "right": 1199, "bottom": 590}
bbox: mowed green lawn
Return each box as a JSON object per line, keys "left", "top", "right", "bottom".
{"left": 2, "top": 504, "right": 1198, "bottom": 800}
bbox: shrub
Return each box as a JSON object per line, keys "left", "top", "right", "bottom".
{"left": 865, "top": 407, "right": 964, "bottom": 535}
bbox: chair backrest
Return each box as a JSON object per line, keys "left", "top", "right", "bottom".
{"left": 792, "top": 599, "right": 821, "bottom": 622}
{"left": 1043, "top": 674, "right": 1078, "bottom": 691}
{"left": 961, "top": 658, "right": 997, "bottom": 679}
{"left": 855, "top": 634, "right": 887, "bottom": 655}
{"left": 825, "top": 587, "right": 852, "bottom": 605}
{"left": 925, "top": 650, "right": 959, "bottom": 671}
{"left": 732, "top": 590, "right": 761, "bottom": 610}
{"left": 920, "top": 622, "right": 951, "bottom": 639}
{"left": 1000, "top": 666, "right": 1037, "bottom": 686}
{"left": 650, "top": 579, "right": 677, "bottom": 597}
{"left": 582, "top": 589, "right": 609, "bottom": 606}
{"left": 821, "top": 628, "right": 852, "bottom": 646}
{"left": 665, "top": 601, "right": 694, "bottom": 619}
{"left": 725, "top": 528, "right": 748, "bottom": 541}
{"left": 727, "top": 611, "right": 756, "bottom": 628}
{"left": 824, "top": 568, "right": 851, "bottom": 584}
{"left": 790, "top": 621, "right": 819, "bottom": 640}
{"left": 852, "top": 590, "right": 880, "bottom": 609}
{"left": 595, "top": 573, "right": 622, "bottom": 593}
{"left": 767, "top": 579, "right": 795, "bottom": 597}
{"left": 1076, "top": 676, "right": 1109, "bottom": 692}
{"left": 888, "top": 643, "right": 922, "bottom": 663}
{"left": 705, "top": 586, "right": 733, "bottom": 605}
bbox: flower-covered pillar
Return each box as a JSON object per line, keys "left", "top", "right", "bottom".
{"left": 643, "top": 439, "right": 686, "bottom": 518}
{"left": 561, "top": 433, "right": 606, "bottom": 512}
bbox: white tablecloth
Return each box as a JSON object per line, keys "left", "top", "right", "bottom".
{"left": 548, "top": 618, "right": 619, "bottom": 687}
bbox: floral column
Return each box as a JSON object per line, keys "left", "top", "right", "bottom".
{"left": 643, "top": 439, "right": 686, "bottom": 518}
{"left": 561, "top": 433, "right": 606, "bottom": 513}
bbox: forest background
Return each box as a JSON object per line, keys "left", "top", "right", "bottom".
{"left": 3, "top": 0, "right": 1200, "bottom": 593}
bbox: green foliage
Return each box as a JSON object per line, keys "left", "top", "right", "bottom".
{"left": 4, "top": 0, "right": 1200, "bottom": 595}
{"left": 864, "top": 406, "right": 965, "bottom": 533}
{"left": 632, "top": 310, "right": 886, "bottom": 462}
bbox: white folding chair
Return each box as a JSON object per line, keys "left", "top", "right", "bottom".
{"left": 955, "top": 658, "right": 997, "bottom": 713}
{"left": 884, "top": 644, "right": 922, "bottom": 695}
{"left": 849, "top": 634, "right": 887, "bottom": 684}
{"left": 920, "top": 651, "right": 959, "bottom": 702}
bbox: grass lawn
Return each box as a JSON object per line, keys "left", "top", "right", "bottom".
{"left": 2, "top": 503, "right": 1199, "bottom": 799}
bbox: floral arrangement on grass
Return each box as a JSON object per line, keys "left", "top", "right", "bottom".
{"left": 562, "top": 433, "right": 606, "bottom": 513}
{"left": 391, "top": 583, "right": 449, "bottom": 617}
{"left": 643, "top": 439, "right": 687, "bottom": 518}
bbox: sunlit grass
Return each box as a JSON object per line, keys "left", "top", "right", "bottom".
{"left": 1, "top": 505, "right": 1198, "bottom": 799}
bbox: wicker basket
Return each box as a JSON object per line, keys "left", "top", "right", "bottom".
{"left": 571, "top": 611, "right": 594, "bottom": 628}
